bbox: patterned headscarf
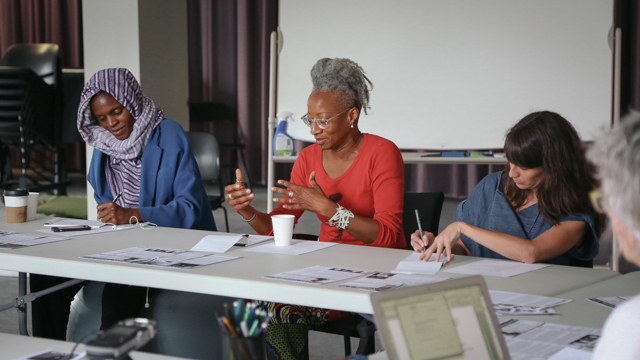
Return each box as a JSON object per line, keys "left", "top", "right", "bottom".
{"left": 77, "top": 68, "right": 164, "bottom": 208}
{"left": 77, "top": 68, "right": 164, "bottom": 159}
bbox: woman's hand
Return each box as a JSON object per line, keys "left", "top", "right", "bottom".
{"left": 419, "top": 222, "right": 464, "bottom": 262}
{"left": 272, "top": 171, "right": 336, "bottom": 217}
{"left": 410, "top": 230, "right": 435, "bottom": 252}
{"left": 97, "top": 202, "right": 143, "bottom": 225}
{"left": 225, "top": 169, "right": 255, "bottom": 219}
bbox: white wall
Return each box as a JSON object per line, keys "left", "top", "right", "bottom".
{"left": 138, "top": 0, "right": 190, "bottom": 130}
{"left": 278, "top": 0, "right": 613, "bottom": 150}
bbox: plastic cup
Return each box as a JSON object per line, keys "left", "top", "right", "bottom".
{"left": 27, "top": 192, "right": 39, "bottom": 221}
{"left": 4, "top": 189, "right": 29, "bottom": 223}
{"left": 271, "top": 214, "right": 295, "bottom": 246}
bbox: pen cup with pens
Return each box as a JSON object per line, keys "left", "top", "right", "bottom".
{"left": 219, "top": 299, "right": 270, "bottom": 360}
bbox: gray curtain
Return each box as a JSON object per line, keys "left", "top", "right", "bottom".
{"left": 187, "top": 0, "right": 278, "bottom": 185}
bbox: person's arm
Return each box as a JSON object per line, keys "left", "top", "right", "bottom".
{"left": 422, "top": 220, "right": 587, "bottom": 263}
{"left": 353, "top": 141, "right": 404, "bottom": 247}
{"left": 136, "top": 132, "right": 208, "bottom": 229}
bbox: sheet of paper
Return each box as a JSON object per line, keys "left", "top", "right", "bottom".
{"left": 80, "top": 246, "right": 241, "bottom": 269}
{"left": 37, "top": 225, "right": 131, "bottom": 237}
{"left": 0, "top": 233, "right": 70, "bottom": 250}
{"left": 489, "top": 290, "right": 570, "bottom": 315}
{"left": 12, "top": 349, "right": 84, "bottom": 360}
{"left": 243, "top": 239, "right": 338, "bottom": 255}
{"left": 392, "top": 252, "right": 450, "bottom": 275}
{"left": 506, "top": 338, "right": 566, "bottom": 360}
{"left": 500, "top": 319, "right": 601, "bottom": 349}
{"left": 547, "top": 347, "right": 593, "bottom": 360}
{"left": 263, "top": 265, "right": 374, "bottom": 285}
{"left": 490, "top": 290, "right": 571, "bottom": 308}
{"left": 190, "top": 235, "right": 241, "bottom": 253}
{"left": 494, "top": 305, "right": 557, "bottom": 316}
{"left": 443, "top": 259, "right": 548, "bottom": 277}
{"left": 338, "top": 272, "right": 447, "bottom": 291}
{"left": 0, "top": 236, "right": 71, "bottom": 250}
{"left": 235, "top": 235, "right": 274, "bottom": 246}
{"left": 586, "top": 296, "right": 632, "bottom": 309}
{"left": 43, "top": 217, "right": 107, "bottom": 228}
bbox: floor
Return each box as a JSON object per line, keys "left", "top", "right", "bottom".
{"left": 0, "top": 175, "right": 616, "bottom": 359}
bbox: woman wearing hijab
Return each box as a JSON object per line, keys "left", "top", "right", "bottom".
{"left": 78, "top": 68, "right": 215, "bottom": 229}
{"left": 63, "top": 69, "right": 229, "bottom": 359}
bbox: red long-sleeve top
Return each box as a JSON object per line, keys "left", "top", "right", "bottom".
{"left": 265, "top": 134, "right": 405, "bottom": 249}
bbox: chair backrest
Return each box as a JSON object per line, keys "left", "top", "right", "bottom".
{"left": 1, "top": 44, "right": 61, "bottom": 87}
{"left": 402, "top": 192, "right": 445, "bottom": 248}
{"left": 186, "top": 131, "right": 221, "bottom": 182}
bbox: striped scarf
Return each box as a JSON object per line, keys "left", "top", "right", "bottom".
{"left": 77, "top": 68, "right": 164, "bottom": 208}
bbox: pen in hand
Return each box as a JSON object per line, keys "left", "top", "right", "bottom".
{"left": 113, "top": 191, "right": 123, "bottom": 204}
{"left": 415, "top": 209, "right": 426, "bottom": 252}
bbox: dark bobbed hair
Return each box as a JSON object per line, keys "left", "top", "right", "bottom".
{"left": 503, "top": 111, "right": 600, "bottom": 229}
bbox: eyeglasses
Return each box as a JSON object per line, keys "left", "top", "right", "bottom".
{"left": 589, "top": 188, "right": 605, "bottom": 214}
{"left": 301, "top": 108, "right": 350, "bottom": 129}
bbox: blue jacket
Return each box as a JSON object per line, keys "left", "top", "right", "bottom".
{"left": 457, "top": 172, "right": 598, "bottom": 266}
{"left": 88, "top": 119, "right": 217, "bottom": 231}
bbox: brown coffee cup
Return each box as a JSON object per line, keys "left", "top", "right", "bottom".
{"left": 4, "top": 189, "right": 29, "bottom": 223}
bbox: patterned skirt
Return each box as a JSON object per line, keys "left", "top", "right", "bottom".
{"left": 257, "top": 301, "right": 350, "bottom": 360}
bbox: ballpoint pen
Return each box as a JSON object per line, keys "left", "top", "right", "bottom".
{"left": 113, "top": 191, "right": 123, "bottom": 204}
{"left": 415, "top": 209, "right": 426, "bottom": 252}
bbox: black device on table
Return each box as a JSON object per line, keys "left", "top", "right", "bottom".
{"left": 51, "top": 225, "right": 91, "bottom": 232}
{"left": 83, "top": 318, "right": 156, "bottom": 359}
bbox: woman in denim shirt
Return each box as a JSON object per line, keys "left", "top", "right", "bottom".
{"left": 412, "top": 111, "right": 601, "bottom": 265}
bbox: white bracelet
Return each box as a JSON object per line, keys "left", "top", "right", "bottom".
{"left": 327, "top": 204, "right": 354, "bottom": 230}
{"left": 242, "top": 213, "right": 257, "bottom": 222}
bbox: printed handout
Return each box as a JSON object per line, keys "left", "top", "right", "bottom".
{"left": 489, "top": 290, "right": 571, "bottom": 316}
{"left": 500, "top": 319, "right": 601, "bottom": 349}
{"left": 586, "top": 296, "right": 632, "bottom": 309}
{"left": 80, "top": 246, "right": 241, "bottom": 269}
{"left": 264, "top": 265, "right": 374, "bottom": 285}
{"left": 0, "top": 232, "right": 70, "bottom": 250}
{"left": 338, "top": 271, "right": 447, "bottom": 292}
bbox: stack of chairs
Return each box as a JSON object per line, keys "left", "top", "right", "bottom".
{"left": 0, "top": 43, "right": 68, "bottom": 194}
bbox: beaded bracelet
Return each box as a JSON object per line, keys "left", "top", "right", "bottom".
{"left": 327, "top": 204, "right": 354, "bottom": 230}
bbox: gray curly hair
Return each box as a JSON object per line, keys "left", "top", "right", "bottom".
{"left": 588, "top": 112, "right": 640, "bottom": 256}
{"left": 310, "top": 58, "right": 373, "bottom": 115}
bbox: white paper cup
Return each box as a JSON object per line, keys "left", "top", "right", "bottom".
{"left": 271, "top": 214, "right": 295, "bottom": 246}
{"left": 27, "top": 192, "right": 39, "bottom": 221}
{"left": 4, "top": 190, "right": 29, "bottom": 223}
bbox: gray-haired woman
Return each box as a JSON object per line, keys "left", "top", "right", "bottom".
{"left": 588, "top": 114, "right": 640, "bottom": 360}
{"left": 225, "top": 58, "right": 405, "bottom": 359}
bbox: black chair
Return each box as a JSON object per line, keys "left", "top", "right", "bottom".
{"left": 189, "top": 102, "right": 251, "bottom": 188}
{"left": 0, "top": 43, "right": 68, "bottom": 193}
{"left": 186, "top": 131, "right": 230, "bottom": 232}
{"left": 403, "top": 192, "right": 445, "bottom": 248}
{"left": 291, "top": 234, "right": 377, "bottom": 356}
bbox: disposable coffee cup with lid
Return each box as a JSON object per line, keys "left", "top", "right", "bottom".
{"left": 4, "top": 189, "right": 29, "bottom": 223}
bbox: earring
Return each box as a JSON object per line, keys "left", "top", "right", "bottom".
{"left": 350, "top": 124, "right": 354, "bottom": 128}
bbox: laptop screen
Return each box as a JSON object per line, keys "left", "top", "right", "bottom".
{"left": 375, "top": 281, "right": 508, "bottom": 360}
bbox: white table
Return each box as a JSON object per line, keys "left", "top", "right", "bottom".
{"left": 0, "top": 218, "right": 618, "bottom": 315}
{"left": 0, "top": 332, "right": 188, "bottom": 360}
{"left": 499, "top": 271, "right": 640, "bottom": 329}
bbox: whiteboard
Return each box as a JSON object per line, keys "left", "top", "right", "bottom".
{"left": 277, "top": 0, "right": 612, "bottom": 150}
